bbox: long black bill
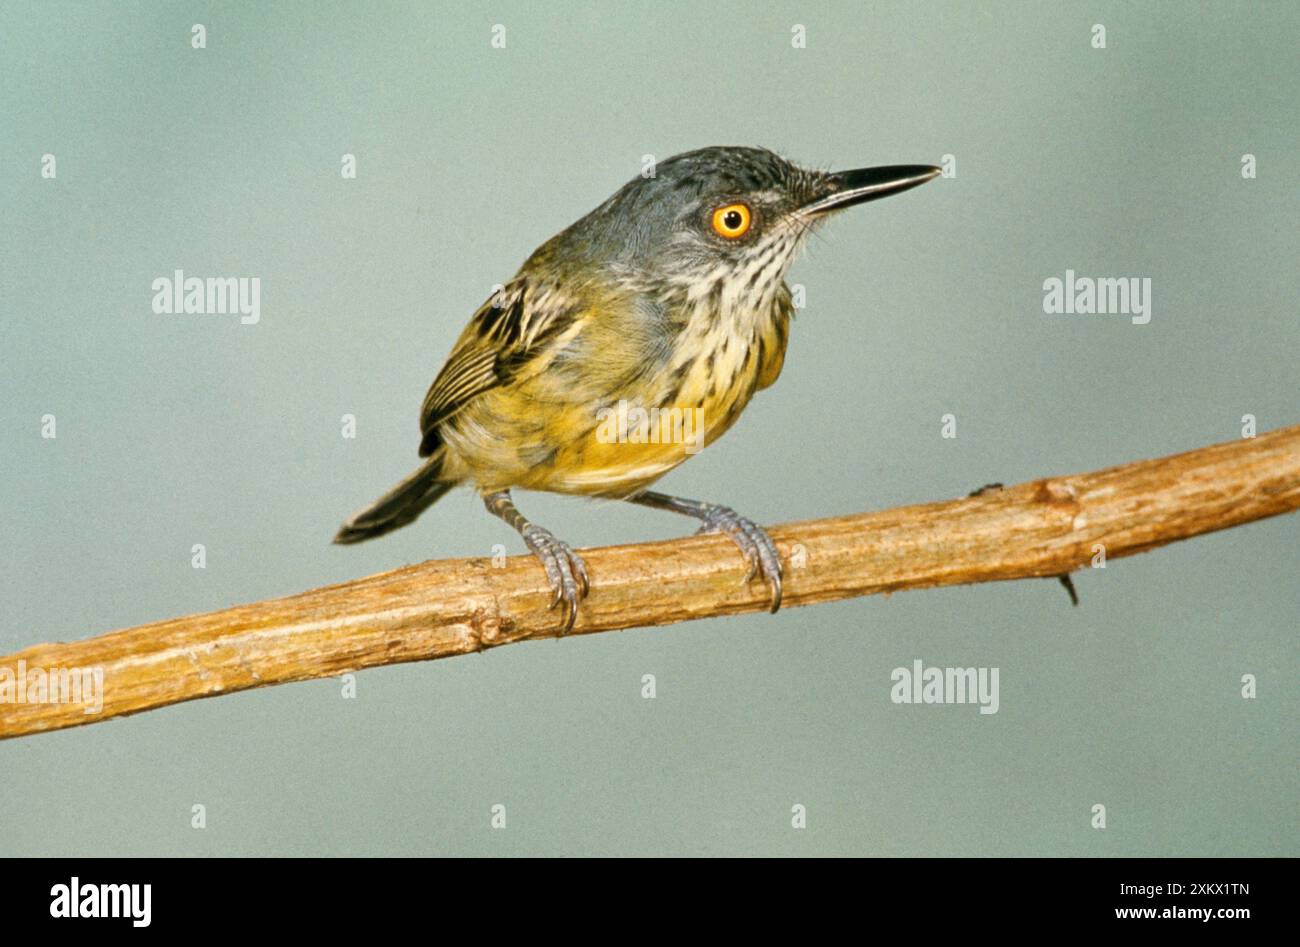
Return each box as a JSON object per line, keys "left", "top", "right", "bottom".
{"left": 801, "top": 164, "right": 942, "bottom": 215}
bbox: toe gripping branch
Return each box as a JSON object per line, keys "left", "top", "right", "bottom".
{"left": 483, "top": 490, "right": 589, "bottom": 632}
{"left": 628, "top": 491, "right": 783, "bottom": 613}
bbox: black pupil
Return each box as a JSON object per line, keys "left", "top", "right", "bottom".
{"left": 724, "top": 210, "right": 743, "bottom": 230}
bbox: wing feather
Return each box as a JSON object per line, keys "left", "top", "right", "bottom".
{"left": 417, "top": 280, "right": 575, "bottom": 456}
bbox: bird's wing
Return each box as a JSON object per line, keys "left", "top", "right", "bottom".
{"left": 417, "top": 279, "right": 575, "bottom": 456}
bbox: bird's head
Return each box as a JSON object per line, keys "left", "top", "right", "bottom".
{"left": 540, "top": 146, "right": 939, "bottom": 304}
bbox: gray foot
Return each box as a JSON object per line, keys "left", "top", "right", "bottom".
{"left": 695, "top": 504, "right": 784, "bottom": 613}
{"left": 521, "top": 524, "right": 589, "bottom": 633}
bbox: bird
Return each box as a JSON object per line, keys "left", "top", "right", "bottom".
{"left": 335, "top": 146, "right": 939, "bottom": 631}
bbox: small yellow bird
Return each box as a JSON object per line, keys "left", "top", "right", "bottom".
{"left": 336, "top": 146, "right": 939, "bottom": 630}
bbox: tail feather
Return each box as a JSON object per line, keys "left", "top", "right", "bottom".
{"left": 334, "top": 452, "right": 455, "bottom": 544}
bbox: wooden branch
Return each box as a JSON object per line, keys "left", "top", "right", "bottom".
{"left": 2, "top": 425, "right": 1297, "bottom": 740}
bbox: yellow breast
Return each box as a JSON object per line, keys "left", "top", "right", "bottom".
{"left": 443, "top": 288, "right": 792, "bottom": 498}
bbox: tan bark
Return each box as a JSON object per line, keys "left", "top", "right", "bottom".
{"left": 2, "top": 424, "right": 1297, "bottom": 740}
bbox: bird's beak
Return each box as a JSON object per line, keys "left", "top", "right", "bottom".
{"left": 800, "top": 165, "right": 942, "bottom": 215}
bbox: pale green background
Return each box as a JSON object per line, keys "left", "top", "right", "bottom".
{"left": 1, "top": 1, "right": 1296, "bottom": 856}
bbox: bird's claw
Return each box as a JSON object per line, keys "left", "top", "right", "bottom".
{"left": 521, "top": 525, "right": 589, "bottom": 633}
{"left": 696, "top": 505, "right": 783, "bottom": 613}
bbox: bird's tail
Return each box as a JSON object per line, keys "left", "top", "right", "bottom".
{"left": 333, "top": 451, "right": 456, "bottom": 544}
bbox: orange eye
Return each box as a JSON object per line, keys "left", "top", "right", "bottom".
{"left": 711, "top": 203, "right": 752, "bottom": 239}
